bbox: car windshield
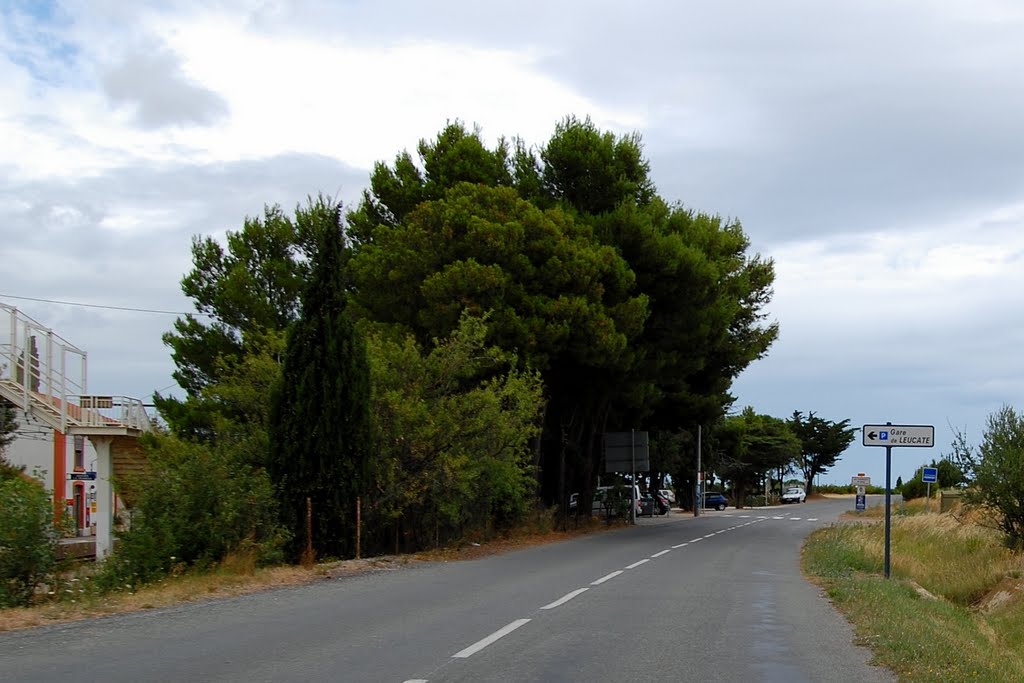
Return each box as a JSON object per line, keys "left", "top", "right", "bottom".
{"left": 785, "top": 488, "right": 802, "bottom": 494}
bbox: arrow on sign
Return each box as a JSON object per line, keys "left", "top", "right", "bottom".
{"left": 867, "top": 431, "right": 877, "bottom": 440}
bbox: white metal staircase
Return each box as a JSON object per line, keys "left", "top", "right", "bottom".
{"left": 0, "top": 303, "right": 150, "bottom": 435}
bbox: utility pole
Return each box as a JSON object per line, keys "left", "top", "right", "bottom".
{"left": 694, "top": 425, "right": 702, "bottom": 517}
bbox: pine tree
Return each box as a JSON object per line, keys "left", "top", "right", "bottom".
{"left": 268, "top": 197, "right": 373, "bottom": 561}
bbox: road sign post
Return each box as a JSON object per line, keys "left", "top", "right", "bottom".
{"left": 851, "top": 475, "right": 870, "bottom": 512}
{"left": 922, "top": 466, "right": 938, "bottom": 513}
{"left": 863, "top": 423, "right": 935, "bottom": 578}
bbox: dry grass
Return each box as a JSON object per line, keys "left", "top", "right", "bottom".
{"left": 804, "top": 508, "right": 1024, "bottom": 681}
{"left": 0, "top": 516, "right": 617, "bottom": 633}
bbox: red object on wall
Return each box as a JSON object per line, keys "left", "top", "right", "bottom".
{"left": 53, "top": 429, "right": 67, "bottom": 524}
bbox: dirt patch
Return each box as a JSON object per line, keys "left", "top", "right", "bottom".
{"left": 976, "top": 576, "right": 1024, "bottom": 614}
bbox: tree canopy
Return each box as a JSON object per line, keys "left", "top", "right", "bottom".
{"left": 787, "top": 411, "right": 857, "bottom": 494}
{"left": 350, "top": 117, "right": 778, "bottom": 505}
{"left": 157, "top": 205, "right": 314, "bottom": 440}
{"left": 714, "top": 408, "right": 801, "bottom": 506}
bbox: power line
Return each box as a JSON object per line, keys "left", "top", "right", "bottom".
{"left": 0, "top": 293, "right": 211, "bottom": 317}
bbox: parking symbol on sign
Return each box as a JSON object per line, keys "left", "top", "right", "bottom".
{"left": 879, "top": 431, "right": 889, "bottom": 441}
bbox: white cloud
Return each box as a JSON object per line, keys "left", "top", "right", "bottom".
{"left": 1, "top": 4, "right": 645, "bottom": 182}
{"left": 4, "top": 0, "right": 1024, "bottom": 488}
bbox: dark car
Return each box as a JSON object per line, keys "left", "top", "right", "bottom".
{"left": 702, "top": 492, "right": 728, "bottom": 511}
{"left": 639, "top": 492, "right": 671, "bottom": 516}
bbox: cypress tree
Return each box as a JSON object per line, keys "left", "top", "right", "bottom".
{"left": 268, "top": 197, "right": 372, "bottom": 561}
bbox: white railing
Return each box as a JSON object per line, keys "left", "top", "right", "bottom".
{"left": 76, "top": 395, "right": 152, "bottom": 432}
{"left": 0, "top": 303, "right": 149, "bottom": 433}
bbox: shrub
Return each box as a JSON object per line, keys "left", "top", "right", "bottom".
{"left": 0, "top": 474, "right": 58, "bottom": 607}
{"left": 100, "top": 433, "right": 287, "bottom": 587}
{"left": 965, "top": 406, "right": 1024, "bottom": 549}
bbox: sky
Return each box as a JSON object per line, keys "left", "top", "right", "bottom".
{"left": 3, "top": 0, "right": 1023, "bottom": 486}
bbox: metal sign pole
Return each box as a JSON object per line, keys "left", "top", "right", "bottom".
{"left": 631, "top": 429, "right": 636, "bottom": 524}
{"left": 694, "top": 425, "right": 702, "bottom": 517}
{"left": 884, "top": 435, "right": 892, "bottom": 579}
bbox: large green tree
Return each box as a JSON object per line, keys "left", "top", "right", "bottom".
{"left": 158, "top": 205, "right": 314, "bottom": 439}
{"left": 787, "top": 411, "right": 857, "bottom": 494}
{"left": 350, "top": 117, "right": 778, "bottom": 507}
{"left": 268, "top": 197, "right": 373, "bottom": 561}
{"left": 350, "top": 181, "right": 648, "bottom": 505}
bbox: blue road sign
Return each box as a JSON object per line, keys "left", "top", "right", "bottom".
{"left": 922, "top": 467, "right": 938, "bottom": 484}
{"left": 855, "top": 494, "right": 866, "bottom": 511}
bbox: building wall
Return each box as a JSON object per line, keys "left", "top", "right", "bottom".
{"left": 4, "top": 405, "right": 99, "bottom": 533}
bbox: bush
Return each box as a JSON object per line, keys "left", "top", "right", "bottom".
{"left": 965, "top": 406, "right": 1024, "bottom": 549}
{"left": 100, "top": 433, "right": 288, "bottom": 587}
{"left": 0, "top": 474, "right": 58, "bottom": 607}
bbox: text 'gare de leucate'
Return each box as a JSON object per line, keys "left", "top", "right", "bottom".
{"left": 864, "top": 426, "right": 934, "bottom": 447}
{"left": 885, "top": 430, "right": 932, "bottom": 445}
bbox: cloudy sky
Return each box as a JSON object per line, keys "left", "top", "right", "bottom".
{"left": 3, "top": 0, "right": 1023, "bottom": 486}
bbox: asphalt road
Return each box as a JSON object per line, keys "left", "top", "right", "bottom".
{"left": 0, "top": 497, "right": 895, "bottom": 682}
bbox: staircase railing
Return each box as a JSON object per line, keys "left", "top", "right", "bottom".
{"left": 0, "top": 303, "right": 149, "bottom": 433}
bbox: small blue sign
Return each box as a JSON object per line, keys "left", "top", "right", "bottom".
{"left": 922, "top": 467, "right": 938, "bottom": 484}
{"left": 855, "top": 494, "right": 866, "bottom": 511}
{"left": 879, "top": 431, "right": 889, "bottom": 441}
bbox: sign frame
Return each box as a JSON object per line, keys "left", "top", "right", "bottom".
{"left": 862, "top": 424, "right": 935, "bottom": 448}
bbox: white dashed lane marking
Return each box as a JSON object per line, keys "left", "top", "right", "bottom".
{"left": 651, "top": 549, "right": 672, "bottom": 558}
{"left": 591, "top": 570, "right": 622, "bottom": 585}
{"left": 452, "top": 619, "right": 531, "bottom": 658}
{"left": 541, "top": 588, "right": 589, "bottom": 610}
{"left": 625, "top": 559, "right": 650, "bottom": 569}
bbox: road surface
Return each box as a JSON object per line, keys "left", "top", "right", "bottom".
{"left": 0, "top": 497, "right": 894, "bottom": 682}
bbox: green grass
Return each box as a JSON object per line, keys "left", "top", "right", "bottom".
{"left": 804, "top": 512, "right": 1024, "bottom": 681}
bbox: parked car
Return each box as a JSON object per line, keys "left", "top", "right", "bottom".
{"left": 639, "top": 492, "right": 671, "bottom": 516}
{"left": 659, "top": 489, "right": 676, "bottom": 505}
{"left": 781, "top": 487, "right": 806, "bottom": 504}
{"left": 702, "top": 492, "right": 728, "bottom": 510}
